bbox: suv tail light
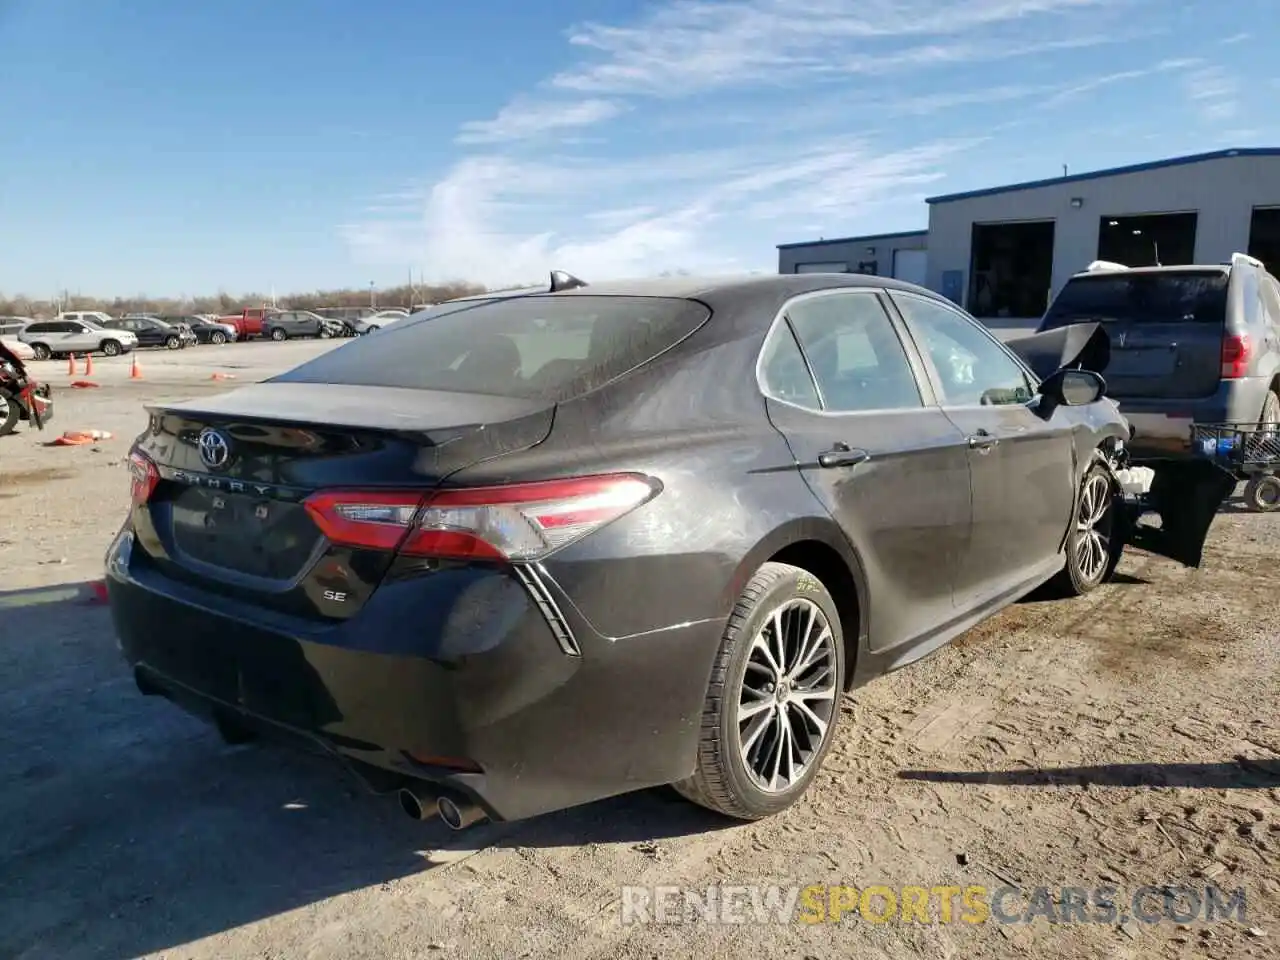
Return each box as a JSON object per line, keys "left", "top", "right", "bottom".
{"left": 128, "top": 451, "right": 159, "bottom": 505}
{"left": 304, "top": 474, "right": 661, "bottom": 561}
{"left": 1221, "top": 333, "right": 1250, "bottom": 379}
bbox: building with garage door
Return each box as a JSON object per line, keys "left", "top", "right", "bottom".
{"left": 776, "top": 230, "right": 928, "bottom": 286}
{"left": 776, "top": 147, "right": 1280, "bottom": 322}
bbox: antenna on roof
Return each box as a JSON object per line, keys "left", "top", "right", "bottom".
{"left": 549, "top": 270, "right": 588, "bottom": 292}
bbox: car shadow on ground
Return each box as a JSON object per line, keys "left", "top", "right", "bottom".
{"left": 895, "top": 758, "right": 1280, "bottom": 789}
{"left": 0, "top": 582, "right": 730, "bottom": 960}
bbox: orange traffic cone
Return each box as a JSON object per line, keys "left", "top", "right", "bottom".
{"left": 129, "top": 355, "right": 143, "bottom": 379}
{"left": 67, "top": 354, "right": 78, "bottom": 375}
{"left": 83, "top": 353, "right": 93, "bottom": 375}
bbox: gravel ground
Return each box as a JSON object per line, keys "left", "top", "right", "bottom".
{"left": 1, "top": 339, "right": 1277, "bottom": 960}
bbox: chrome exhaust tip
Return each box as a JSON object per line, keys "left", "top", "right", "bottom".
{"left": 436, "top": 793, "right": 487, "bottom": 831}
{"left": 397, "top": 785, "right": 437, "bottom": 821}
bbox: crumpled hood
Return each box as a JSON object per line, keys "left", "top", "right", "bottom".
{"left": 1005, "top": 322, "right": 1111, "bottom": 380}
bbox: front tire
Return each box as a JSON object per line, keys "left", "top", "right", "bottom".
{"left": 0, "top": 393, "right": 19, "bottom": 436}
{"left": 31, "top": 343, "right": 51, "bottom": 361}
{"left": 270, "top": 328, "right": 287, "bottom": 342}
{"left": 101, "top": 340, "right": 122, "bottom": 357}
{"left": 674, "top": 562, "right": 844, "bottom": 820}
{"left": 210, "top": 331, "right": 227, "bottom": 345}
{"left": 165, "top": 335, "right": 180, "bottom": 350}
{"left": 1048, "top": 462, "right": 1120, "bottom": 597}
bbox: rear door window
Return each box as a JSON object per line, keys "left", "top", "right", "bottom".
{"left": 1042, "top": 272, "right": 1228, "bottom": 329}
{"left": 784, "top": 292, "right": 923, "bottom": 412}
{"left": 275, "top": 295, "right": 711, "bottom": 401}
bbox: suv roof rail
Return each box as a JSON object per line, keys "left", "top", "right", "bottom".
{"left": 1230, "top": 251, "right": 1265, "bottom": 270}
{"left": 549, "top": 270, "right": 588, "bottom": 292}
{"left": 1085, "top": 259, "right": 1130, "bottom": 272}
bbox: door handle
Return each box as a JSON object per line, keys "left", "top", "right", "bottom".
{"left": 817, "top": 445, "right": 870, "bottom": 468}
{"left": 967, "top": 431, "right": 999, "bottom": 451}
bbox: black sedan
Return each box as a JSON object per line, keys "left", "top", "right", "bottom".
{"left": 103, "top": 316, "right": 197, "bottom": 350}
{"left": 104, "top": 274, "right": 1231, "bottom": 830}
{"left": 162, "top": 315, "right": 238, "bottom": 345}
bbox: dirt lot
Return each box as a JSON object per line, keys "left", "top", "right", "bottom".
{"left": 1, "top": 341, "right": 1277, "bottom": 960}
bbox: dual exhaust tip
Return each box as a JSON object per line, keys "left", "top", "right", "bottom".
{"left": 398, "top": 784, "right": 487, "bottom": 831}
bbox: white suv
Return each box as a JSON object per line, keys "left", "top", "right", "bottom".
{"left": 18, "top": 316, "right": 138, "bottom": 359}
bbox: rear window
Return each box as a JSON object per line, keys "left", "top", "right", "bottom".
{"left": 274, "top": 295, "right": 711, "bottom": 401}
{"left": 1042, "top": 271, "right": 1228, "bottom": 329}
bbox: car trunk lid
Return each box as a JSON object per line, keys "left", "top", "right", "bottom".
{"left": 128, "top": 382, "right": 554, "bottom": 618}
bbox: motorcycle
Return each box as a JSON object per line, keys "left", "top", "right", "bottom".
{"left": 0, "top": 341, "right": 53, "bottom": 437}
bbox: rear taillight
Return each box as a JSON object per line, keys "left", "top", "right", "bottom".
{"left": 304, "top": 473, "right": 661, "bottom": 561}
{"left": 1221, "top": 333, "right": 1250, "bottom": 379}
{"left": 128, "top": 450, "right": 159, "bottom": 505}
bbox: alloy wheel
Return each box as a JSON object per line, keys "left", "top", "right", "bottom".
{"left": 1074, "top": 473, "right": 1113, "bottom": 583}
{"left": 737, "top": 598, "right": 838, "bottom": 793}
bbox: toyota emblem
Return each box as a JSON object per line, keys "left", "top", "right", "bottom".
{"left": 198, "top": 428, "right": 231, "bottom": 470}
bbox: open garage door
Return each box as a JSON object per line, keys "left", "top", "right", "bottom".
{"left": 1249, "top": 207, "right": 1280, "bottom": 275}
{"left": 891, "top": 249, "right": 927, "bottom": 287}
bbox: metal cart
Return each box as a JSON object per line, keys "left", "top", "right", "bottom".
{"left": 1190, "top": 422, "right": 1280, "bottom": 513}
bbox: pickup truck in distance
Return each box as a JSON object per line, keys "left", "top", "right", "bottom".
{"left": 216, "top": 307, "right": 278, "bottom": 340}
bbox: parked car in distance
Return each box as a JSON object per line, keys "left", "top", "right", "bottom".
{"left": 19, "top": 317, "right": 137, "bottom": 359}
{"left": 263, "top": 310, "right": 344, "bottom": 341}
{"left": 352, "top": 309, "right": 411, "bottom": 334}
{"left": 106, "top": 272, "right": 1229, "bottom": 832}
{"left": 161, "top": 315, "right": 237, "bottom": 344}
{"left": 216, "top": 307, "right": 277, "bottom": 340}
{"left": 1037, "top": 252, "right": 1280, "bottom": 459}
{"left": 0, "top": 316, "right": 37, "bottom": 339}
{"left": 0, "top": 335, "right": 34, "bottom": 361}
{"left": 57, "top": 310, "right": 117, "bottom": 326}
{"left": 102, "top": 316, "right": 197, "bottom": 350}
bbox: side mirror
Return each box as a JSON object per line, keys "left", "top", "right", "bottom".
{"left": 1039, "top": 367, "right": 1106, "bottom": 406}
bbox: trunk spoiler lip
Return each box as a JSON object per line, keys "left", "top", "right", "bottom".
{"left": 145, "top": 382, "right": 556, "bottom": 437}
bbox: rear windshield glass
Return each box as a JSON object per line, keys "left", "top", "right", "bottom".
{"left": 1042, "top": 271, "right": 1228, "bottom": 329}
{"left": 274, "top": 295, "right": 711, "bottom": 400}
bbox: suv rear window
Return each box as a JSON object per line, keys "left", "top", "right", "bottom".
{"left": 1042, "top": 271, "right": 1228, "bottom": 329}
{"left": 275, "top": 295, "right": 711, "bottom": 401}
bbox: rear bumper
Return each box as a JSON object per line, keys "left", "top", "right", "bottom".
{"left": 1116, "top": 376, "right": 1272, "bottom": 459}
{"left": 105, "top": 528, "right": 721, "bottom": 822}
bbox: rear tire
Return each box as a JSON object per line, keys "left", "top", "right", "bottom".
{"left": 1244, "top": 475, "right": 1280, "bottom": 512}
{"left": 270, "top": 328, "right": 287, "bottom": 342}
{"left": 1047, "top": 461, "right": 1121, "bottom": 597}
{"left": 674, "top": 562, "right": 845, "bottom": 820}
{"left": 210, "top": 331, "right": 227, "bottom": 345}
{"left": 1261, "top": 390, "right": 1280, "bottom": 428}
{"left": 31, "top": 343, "right": 51, "bottom": 361}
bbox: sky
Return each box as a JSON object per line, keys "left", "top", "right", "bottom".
{"left": 0, "top": 0, "right": 1277, "bottom": 298}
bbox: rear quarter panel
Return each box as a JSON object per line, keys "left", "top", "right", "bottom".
{"left": 445, "top": 335, "right": 835, "bottom": 640}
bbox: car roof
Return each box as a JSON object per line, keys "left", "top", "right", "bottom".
{"left": 445, "top": 272, "right": 936, "bottom": 304}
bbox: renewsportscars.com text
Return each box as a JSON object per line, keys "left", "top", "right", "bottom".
{"left": 619, "top": 883, "right": 1249, "bottom": 927}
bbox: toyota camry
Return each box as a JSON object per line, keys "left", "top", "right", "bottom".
{"left": 105, "top": 273, "right": 1231, "bottom": 829}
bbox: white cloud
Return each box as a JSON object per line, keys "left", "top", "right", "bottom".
{"left": 342, "top": 0, "right": 1235, "bottom": 286}
{"left": 1183, "top": 65, "right": 1240, "bottom": 123}
{"left": 343, "top": 137, "right": 976, "bottom": 284}
{"left": 551, "top": 0, "right": 1123, "bottom": 95}
{"left": 456, "top": 98, "right": 626, "bottom": 144}
{"left": 1044, "top": 57, "right": 1201, "bottom": 106}
{"left": 1219, "top": 31, "right": 1250, "bottom": 45}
